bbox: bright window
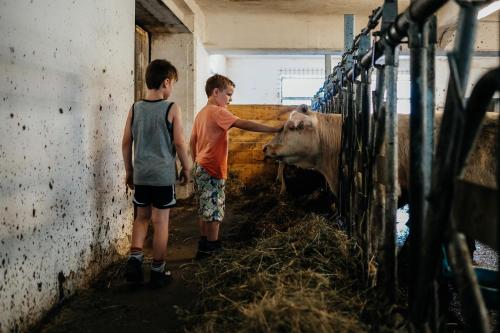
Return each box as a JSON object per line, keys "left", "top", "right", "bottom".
{"left": 280, "top": 68, "right": 324, "bottom": 106}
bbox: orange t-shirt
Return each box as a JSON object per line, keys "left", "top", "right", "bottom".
{"left": 191, "top": 105, "right": 239, "bottom": 179}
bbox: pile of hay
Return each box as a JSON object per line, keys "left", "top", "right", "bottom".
{"left": 181, "top": 215, "right": 370, "bottom": 333}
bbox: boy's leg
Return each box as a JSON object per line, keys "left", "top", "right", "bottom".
{"left": 131, "top": 206, "right": 151, "bottom": 250}
{"left": 125, "top": 206, "right": 151, "bottom": 283}
{"left": 151, "top": 207, "right": 170, "bottom": 261}
{"left": 198, "top": 219, "right": 208, "bottom": 237}
{"left": 196, "top": 220, "right": 208, "bottom": 260}
{"left": 194, "top": 163, "right": 225, "bottom": 259}
{"left": 206, "top": 221, "right": 220, "bottom": 241}
{"left": 150, "top": 207, "right": 173, "bottom": 287}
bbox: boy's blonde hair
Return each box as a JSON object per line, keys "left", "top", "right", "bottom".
{"left": 205, "top": 74, "right": 235, "bottom": 97}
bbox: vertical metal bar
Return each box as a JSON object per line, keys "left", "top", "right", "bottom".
{"left": 348, "top": 80, "right": 356, "bottom": 236}
{"left": 381, "top": 0, "right": 399, "bottom": 303}
{"left": 408, "top": 5, "right": 428, "bottom": 315}
{"left": 344, "top": 14, "right": 355, "bottom": 53}
{"left": 384, "top": 44, "right": 398, "bottom": 303}
{"left": 371, "top": 65, "right": 386, "bottom": 286}
{"left": 358, "top": 34, "right": 372, "bottom": 281}
{"left": 414, "top": 3, "right": 479, "bottom": 324}
{"left": 341, "top": 14, "right": 355, "bottom": 234}
{"left": 426, "top": 16, "right": 436, "bottom": 155}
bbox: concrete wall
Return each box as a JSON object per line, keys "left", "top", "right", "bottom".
{"left": 0, "top": 0, "right": 135, "bottom": 331}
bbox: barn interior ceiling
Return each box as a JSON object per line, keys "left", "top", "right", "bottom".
{"left": 154, "top": 0, "right": 499, "bottom": 52}
{"left": 194, "top": 0, "right": 411, "bottom": 15}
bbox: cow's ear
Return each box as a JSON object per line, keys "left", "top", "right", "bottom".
{"left": 297, "top": 104, "right": 309, "bottom": 113}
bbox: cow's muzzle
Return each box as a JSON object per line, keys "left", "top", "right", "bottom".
{"left": 263, "top": 144, "right": 281, "bottom": 161}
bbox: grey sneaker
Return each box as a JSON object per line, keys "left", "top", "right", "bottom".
{"left": 125, "top": 257, "right": 144, "bottom": 284}
{"left": 150, "top": 269, "right": 173, "bottom": 288}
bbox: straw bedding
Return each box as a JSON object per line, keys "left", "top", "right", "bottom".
{"left": 180, "top": 178, "right": 378, "bottom": 332}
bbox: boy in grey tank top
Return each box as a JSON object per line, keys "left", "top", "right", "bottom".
{"left": 122, "top": 59, "right": 191, "bottom": 287}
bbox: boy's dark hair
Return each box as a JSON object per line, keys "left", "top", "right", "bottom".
{"left": 205, "top": 74, "right": 235, "bottom": 97}
{"left": 145, "top": 59, "right": 178, "bottom": 89}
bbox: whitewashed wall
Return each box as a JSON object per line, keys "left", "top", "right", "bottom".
{"left": 0, "top": 1, "right": 135, "bottom": 331}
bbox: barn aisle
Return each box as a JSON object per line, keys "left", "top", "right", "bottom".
{"left": 35, "top": 199, "right": 202, "bottom": 333}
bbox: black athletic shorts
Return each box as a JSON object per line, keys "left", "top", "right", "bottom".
{"left": 133, "top": 185, "right": 176, "bottom": 209}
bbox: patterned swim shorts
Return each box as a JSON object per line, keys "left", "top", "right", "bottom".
{"left": 194, "top": 164, "right": 226, "bottom": 222}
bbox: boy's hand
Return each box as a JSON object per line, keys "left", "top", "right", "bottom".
{"left": 125, "top": 172, "right": 134, "bottom": 190}
{"left": 178, "top": 167, "right": 191, "bottom": 186}
{"left": 275, "top": 123, "right": 284, "bottom": 132}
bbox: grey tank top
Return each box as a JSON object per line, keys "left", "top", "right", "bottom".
{"left": 132, "top": 99, "right": 176, "bottom": 186}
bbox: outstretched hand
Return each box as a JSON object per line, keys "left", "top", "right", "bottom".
{"left": 275, "top": 122, "right": 285, "bottom": 132}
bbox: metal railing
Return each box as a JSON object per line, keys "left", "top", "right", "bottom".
{"left": 309, "top": 0, "right": 497, "bottom": 331}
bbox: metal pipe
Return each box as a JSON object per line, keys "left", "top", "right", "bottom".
{"left": 378, "top": 0, "right": 399, "bottom": 303}
{"left": 408, "top": 9, "right": 428, "bottom": 313}
{"left": 347, "top": 0, "right": 449, "bottom": 80}
{"left": 383, "top": 44, "right": 399, "bottom": 303}
{"left": 426, "top": 16, "right": 436, "bottom": 162}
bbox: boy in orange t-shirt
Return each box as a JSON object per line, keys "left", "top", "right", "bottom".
{"left": 190, "top": 74, "right": 282, "bottom": 258}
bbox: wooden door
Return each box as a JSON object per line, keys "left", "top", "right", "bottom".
{"left": 134, "top": 25, "right": 149, "bottom": 101}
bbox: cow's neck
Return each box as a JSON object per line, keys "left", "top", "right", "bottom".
{"left": 314, "top": 113, "right": 342, "bottom": 196}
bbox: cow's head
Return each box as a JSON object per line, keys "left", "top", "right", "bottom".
{"left": 263, "top": 105, "right": 320, "bottom": 169}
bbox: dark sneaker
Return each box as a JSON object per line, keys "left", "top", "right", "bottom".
{"left": 125, "top": 257, "right": 144, "bottom": 284}
{"left": 195, "top": 238, "right": 209, "bottom": 260}
{"left": 195, "top": 240, "right": 223, "bottom": 260}
{"left": 195, "top": 249, "right": 211, "bottom": 260}
{"left": 213, "top": 240, "right": 223, "bottom": 252}
{"left": 150, "top": 269, "right": 173, "bottom": 288}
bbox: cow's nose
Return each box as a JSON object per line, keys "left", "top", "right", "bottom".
{"left": 263, "top": 144, "right": 273, "bottom": 156}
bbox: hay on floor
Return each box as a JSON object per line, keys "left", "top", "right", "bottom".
{"left": 181, "top": 215, "right": 370, "bottom": 333}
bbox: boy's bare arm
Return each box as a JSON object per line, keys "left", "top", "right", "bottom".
{"left": 189, "top": 134, "right": 197, "bottom": 162}
{"left": 232, "top": 119, "right": 283, "bottom": 133}
{"left": 122, "top": 108, "right": 134, "bottom": 189}
{"left": 171, "top": 104, "right": 192, "bottom": 185}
